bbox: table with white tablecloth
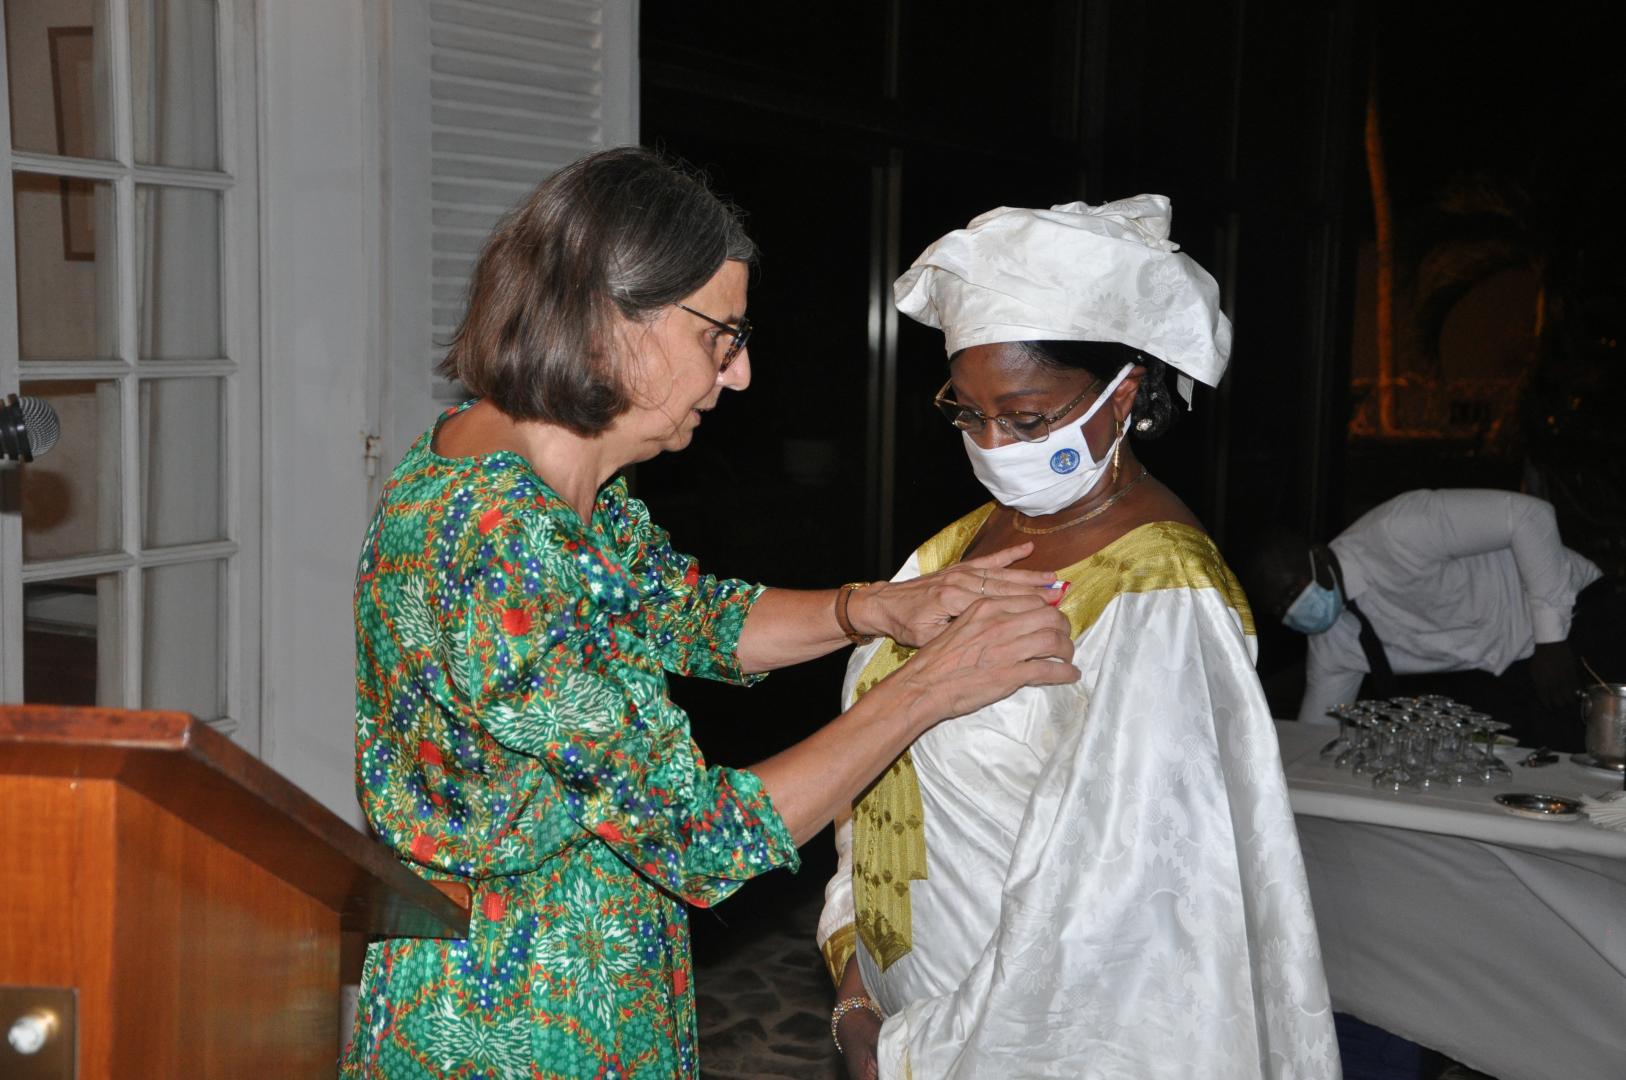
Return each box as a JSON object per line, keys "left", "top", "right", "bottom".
{"left": 1275, "top": 721, "right": 1626, "bottom": 1080}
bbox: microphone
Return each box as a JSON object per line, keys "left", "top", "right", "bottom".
{"left": 1, "top": 393, "right": 60, "bottom": 461}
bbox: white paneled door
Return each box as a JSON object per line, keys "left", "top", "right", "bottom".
{"left": 0, "top": 0, "right": 259, "bottom": 747}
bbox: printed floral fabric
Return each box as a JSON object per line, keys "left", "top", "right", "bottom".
{"left": 342, "top": 405, "right": 798, "bottom": 1079}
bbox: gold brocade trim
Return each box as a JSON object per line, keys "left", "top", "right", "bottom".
{"left": 851, "top": 751, "right": 926, "bottom": 972}
{"left": 849, "top": 511, "right": 1254, "bottom": 972}
{"left": 849, "top": 504, "right": 995, "bottom": 972}
{"left": 821, "top": 923, "right": 858, "bottom": 988}
{"left": 1051, "top": 520, "right": 1256, "bottom": 640}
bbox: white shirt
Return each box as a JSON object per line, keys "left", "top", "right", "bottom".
{"left": 1298, "top": 489, "right": 1602, "bottom": 724}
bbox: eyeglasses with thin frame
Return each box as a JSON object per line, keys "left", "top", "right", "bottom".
{"left": 932, "top": 376, "right": 1102, "bottom": 443}
{"left": 677, "top": 304, "right": 752, "bottom": 372}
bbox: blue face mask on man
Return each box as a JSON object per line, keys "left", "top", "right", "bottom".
{"left": 1281, "top": 551, "right": 1344, "bottom": 634}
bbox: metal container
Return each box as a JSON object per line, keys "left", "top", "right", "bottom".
{"left": 1580, "top": 683, "right": 1626, "bottom": 766}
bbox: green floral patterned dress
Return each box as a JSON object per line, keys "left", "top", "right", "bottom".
{"left": 342, "top": 404, "right": 799, "bottom": 1079}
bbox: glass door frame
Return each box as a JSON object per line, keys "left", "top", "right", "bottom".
{"left": 0, "top": 0, "right": 260, "bottom": 746}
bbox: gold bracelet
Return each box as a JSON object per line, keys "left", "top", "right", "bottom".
{"left": 835, "top": 582, "right": 877, "bottom": 645}
{"left": 831, "top": 994, "right": 884, "bottom": 1054}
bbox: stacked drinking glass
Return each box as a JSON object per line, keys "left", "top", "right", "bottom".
{"left": 1321, "top": 695, "right": 1513, "bottom": 791}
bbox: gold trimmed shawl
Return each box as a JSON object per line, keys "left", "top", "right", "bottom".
{"left": 832, "top": 510, "right": 1253, "bottom": 981}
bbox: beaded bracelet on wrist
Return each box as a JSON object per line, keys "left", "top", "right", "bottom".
{"left": 830, "top": 995, "right": 884, "bottom": 1054}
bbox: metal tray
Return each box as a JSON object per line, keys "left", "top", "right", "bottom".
{"left": 1493, "top": 792, "right": 1583, "bottom": 820}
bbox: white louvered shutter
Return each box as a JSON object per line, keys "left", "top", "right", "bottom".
{"left": 426, "top": 0, "right": 637, "bottom": 398}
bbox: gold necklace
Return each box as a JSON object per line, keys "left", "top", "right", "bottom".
{"left": 1010, "top": 466, "right": 1150, "bottom": 535}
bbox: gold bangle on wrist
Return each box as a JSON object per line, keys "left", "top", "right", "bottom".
{"left": 831, "top": 995, "right": 884, "bottom": 1053}
{"left": 835, "top": 582, "right": 877, "bottom": 645}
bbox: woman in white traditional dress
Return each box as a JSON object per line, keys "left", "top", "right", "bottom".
{"left": 818, "top": 198, "right": 1340, "bottom": 1079}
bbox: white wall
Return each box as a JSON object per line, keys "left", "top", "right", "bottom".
{"left": 257, "top": 0, "right": 381, "bottom": 827}
{"left": 378, "top": 0, "right": 434, "bottom": 475}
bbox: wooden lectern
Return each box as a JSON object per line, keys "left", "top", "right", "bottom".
{"left": 0, "top": 706, "right": 470, "bottom": 1077}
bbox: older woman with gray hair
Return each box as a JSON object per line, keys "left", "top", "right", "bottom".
{"left": 342, "top": 148, "right": 1077, "bottom": 1078}
{"left": 818, "top": 198, "right": 1338, "bottom": 1079}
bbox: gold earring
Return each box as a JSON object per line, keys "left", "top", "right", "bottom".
{"left": 1111, "top": 419, "right": 1123, "bottom": 484}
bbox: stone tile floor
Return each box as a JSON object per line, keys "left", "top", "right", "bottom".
{"left": 693, "top": 882, "right": 841, "bottom": 1079}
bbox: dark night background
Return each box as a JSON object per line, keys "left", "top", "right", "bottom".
{"left": 631, "top": 1, "right": 1626, "bottom": 955}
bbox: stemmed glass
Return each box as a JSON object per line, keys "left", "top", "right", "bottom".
{"left": 1349, "top": 716, "right": 1384, "bottom": 776}
{"left": 1336, "top": 711, "right": 1379, "bottom": 771}
{"left": 1321, "top": 703, "right": 1362, "bottom": 760}
{"left": 1462, "top": 714, "right": 1514, "bottom": 784}
{"left": 1408, "top": 714, "right": 1456, "bottom": 791}
{"left": 1371, "top": 718, "right": 1421, "bottom": 792}
{"left": 1429, "top": 710, "right": 1478, "bottom": 786}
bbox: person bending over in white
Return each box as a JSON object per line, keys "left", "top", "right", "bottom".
{"left": 1251, "top": 488, "right": 1617, "bottom": 750}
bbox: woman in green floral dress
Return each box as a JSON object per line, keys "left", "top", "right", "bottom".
{"left": 341, "top": 147, "right": 1078, "bottom": 1079}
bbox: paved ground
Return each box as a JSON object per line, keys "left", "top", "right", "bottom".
{"left": 693, "top": 880, "right": 841, "bottom": 1079}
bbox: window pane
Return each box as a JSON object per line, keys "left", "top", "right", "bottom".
{"left": 141, "top": 377, "right": 224, "bottom": 547}
{"left": 23, "top": 575, "right": 123, "bottom": 707}
{"left": 20, "top": 379, "right": 122, "bottom": 562}
{"left": 4, "top": 0, "right": 115, "bottom": 160}
{"left": 134, "top": 184, "right": 221, "bottom": 358}
{"left": 142, "top": 559, "right": 223, "bottom": 720}
{"left": 130, "top": 0, "right": 218, "bottom": 170}
{"left": 13, "top": 171, "right": 117, "bottom": 360}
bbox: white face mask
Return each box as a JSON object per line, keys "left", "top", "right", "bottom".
{"left": 962, "top": 365, "right": 1132, "bottom": 517}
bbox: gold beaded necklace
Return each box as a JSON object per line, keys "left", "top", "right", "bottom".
{"left": 1009, "top": 465, "right": 1150, "bottom": 535}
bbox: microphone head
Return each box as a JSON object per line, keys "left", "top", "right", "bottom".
{"left": 19, "top": 395, "right": 60, "bottom": 458}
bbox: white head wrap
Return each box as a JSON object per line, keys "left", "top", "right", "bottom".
{"left": 893, "top": 195, "right": 1232, "bottom": 405}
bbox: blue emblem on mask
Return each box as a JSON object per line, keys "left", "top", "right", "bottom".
{"left": 1049, "top": 448, "right": 1081, "bottom": 474}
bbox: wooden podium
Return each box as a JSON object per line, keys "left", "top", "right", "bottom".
{"left": 0, "top": 706, "right": 469, "bottom": 1077}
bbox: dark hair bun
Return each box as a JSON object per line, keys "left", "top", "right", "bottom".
{"left": 1129, "top": 355, "right": 1177, "bottom": 440}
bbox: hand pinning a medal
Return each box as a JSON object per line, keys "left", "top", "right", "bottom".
{"left": 843, "top": 542, "right": 1067, "bottom": 649}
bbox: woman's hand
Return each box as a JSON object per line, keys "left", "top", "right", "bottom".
{"left": 836, "top": 1007, "right": 882, "bottom": 1080}
{"left": 886, "top": 591, "right": 1078, "bottom": 726}
{"left": 747, "top": 585, "right": 1074, "bottom": 842}
{"left": 834, "top": 956, "right": 882, "bottom": 1080}
{"left": 850, "top": 542, "right": 1061, "bottom": 648}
